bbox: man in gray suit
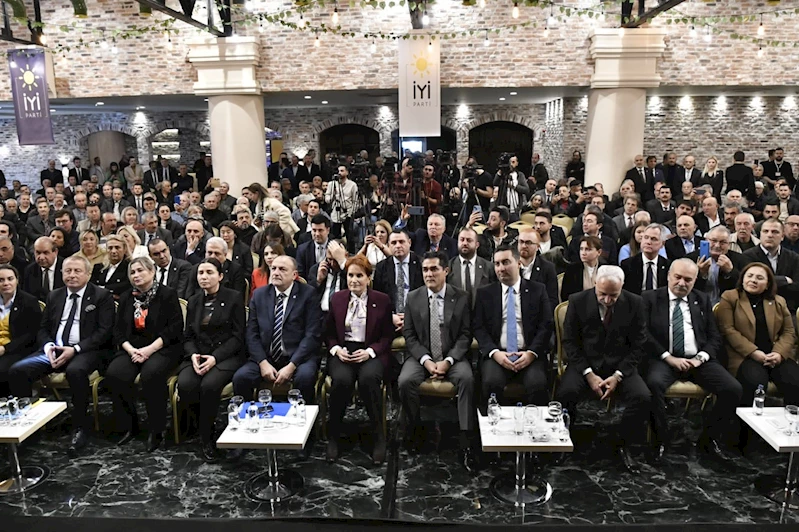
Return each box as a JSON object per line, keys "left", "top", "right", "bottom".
{"left": 447, "top": 227, "right": 496, "bottom": 307}
{"left": 400, "top": 251, "right": 476, "bottom": 473}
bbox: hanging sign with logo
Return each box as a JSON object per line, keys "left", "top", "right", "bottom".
{"left": 7, "top": 48, "right": 55, "bottom": 145}
{"left": 398, "top": 36, "right": 441, "bottom": 137}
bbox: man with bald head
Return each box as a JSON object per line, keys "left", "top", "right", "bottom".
{"left": 665, "top": 215, "right": 701, "bottom": 261}
{"left": 783, "top": 214, "right": 799, "bottom": 254}
{"left": 696, "top": 196, "right": 722, "bottom": 236}
{"left": 681, "top": 155, "right": 701, "bottom": 187}
{"left": 184, "top": 237, "right": 245, "bottom": 299}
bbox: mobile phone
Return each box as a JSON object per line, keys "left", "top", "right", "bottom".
{"left": 699, "top": 239, "right": 710, "bottom": 259}
{"left": 472, "top": 205, "right": 482, "bottom": 214}
{"left": 754, "top": 159, "right": 759, "bottom": 166}
{"left": 407, "top": 205, "right": 425, "bottom": 216}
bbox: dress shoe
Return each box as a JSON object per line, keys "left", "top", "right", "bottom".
{"left": 697, "top": 436, "right": 735, "bottom": 464}
{"left": 617, "top": 446, "right": 640, "bottom": 474}
{"left": 117, "top": 430, "right": 137, "bottom": 446}
{"left": 460, "top": 448, "right": 478, "bottom": 475}
{"left": 200, "top": 441, "right": 220, "bottom": 463}
{"left": 68, "top": 428, "right": 89, "bottom": 456}
{"left": 649, "top": 443, "right": 667, "bottom": 466}
{"left": 146, "top": 432, "right": 164, "bottom": 453}
{"left": 372, "top": 431, "right": 387, "bottom": 465}
{"left": 326, "top": 439, "right": 339, "bottom": 462}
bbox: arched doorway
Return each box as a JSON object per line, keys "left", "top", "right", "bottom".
{"left": 149, "top": 127, "right": 210, "bottom": 167}
{"left": 468, "top": 121, "right": 533, "bottom": 176}
{"left": 390, "top": 127, "right": 457, "bottom": 158}
{"left": 319, "top": 124, "right": 380, "bottom": 161}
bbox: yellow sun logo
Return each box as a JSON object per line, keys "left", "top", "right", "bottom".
{"left": 412, "top": 53, "right": 431, "bottom": 77}
{"left": 17, "top": 64, "right": 40, "bottom": 93}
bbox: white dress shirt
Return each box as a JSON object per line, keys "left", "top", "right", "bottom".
{"left": 53, "top": 285, "right": 87, "bottom": 348}
{"left": 538, "top": 238, "right": 552, "bottom": 254}
{"left": 761, "top": 244, "right": 780, "bottom": 272}
{"left": 0, "top": 291, "right": 16, "bottom": 320}
{"left": 660, "top": 291, "right": 709, "bottom": 364}
{"left": 105, "top": 262, "right": 120, "bottom": 283}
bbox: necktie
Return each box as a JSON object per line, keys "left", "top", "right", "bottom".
{"left": 602, "top": 304, "right": 613, "bottom": 330}
{"left": 328, "top": 271, "right": 339, "bottom": 308}
{"left": 137, "top": 197, "right": 142, "bottom": 213}
{"left": 627, "top": 216, "right": 633, "bottom": 228}
{"left": 506, "top": 286, "right": 519, "bottom": 353}
{"left": 42, "top": 268, "right": 50, "bottom": 294}
{"left": 645, "top": 262, "right": 655, "bottom": 290}
{"left": 60, "top": 293, "right": 79, "bottom": 347}
{"left": 270, "top": 292, "right": 286, "bottom": 359}
{"left": 317, "top": 245, "right": 325, "bottom": 263}
{"left": 148, "top": 234, "right": 154, "bottom": 245}
{"left": 672, "top": 299, "right": 685, "bottom": 358}
{"left": 639, "top": 167, "right": 644, "bottom": 180}
{"left": 163, "top": 168, "right": 168, "bottom": 182}
{"left": 429, "top": 294, "right": 443, "bottom": 362}
{"left": 464, "top": 261, "right": 472, "bottom": 295}
{"left": 158, "top": 267, "right": 166, "bottom": 285}
{"left": 546, "top": 193, "right": 551, "bottom": 204}
{"left": 395, "top": 262, "right": 406, "bottom": 313}
{"left": 431, "top": 242, "right": 438, "bottom": 252}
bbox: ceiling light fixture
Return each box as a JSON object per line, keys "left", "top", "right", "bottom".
{"left": 499, "top": 97, "right": 506, "bottom": 101}
{"left": 95, "top": 102, "right": 104, "bottom": 106}
{"left": 321, "top": 100, "right": 329, "bottom": 104}
{"left": 510, "top": 91, "right": 517, "bottom": 96}
{"left": 304, "top": 95, "right": 312, "bottom": 99}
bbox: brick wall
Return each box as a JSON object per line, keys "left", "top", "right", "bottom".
{"left": 0, "top": 1, "right": 791, "bottom": 100}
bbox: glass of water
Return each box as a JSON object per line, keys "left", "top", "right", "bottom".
{"left": 258, "top": 389, "right": 272, "bottom": 428}
{"left": 547, "top": 401, "right": 563, "bottom": 435}
{"left": 17, "top": 398, "right": 31, "bottom": 425}
{"left": 487, "top": 403, "right": 501, "bottom": 434}
{"left": 784, "top": 405, "right": 799, "bottom": 436}
{"left": 0, "top": 398, "right": 7, "bottom": 426}
{"left": 227, "top": 401, "right": 241, "bottom": 431}
{"left": 524, "top": 405, "right": 539, "bottom": 441}
{"left": 247, "top": 404, "right": 259, "bottom": 433}
{"left": 288, "top": 389, "right": 301, "bottom": 417}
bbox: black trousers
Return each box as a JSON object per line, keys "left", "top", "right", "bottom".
{"left": 646, "top": 358, "right": 742, "bottom": 443}
{"left": 327, "top": 353, "right": 383, "bottom": 439}
{"left": 0, "top": 351, "right": 27, "bottom": 397}
{"left": 480, "top": 355, "right": 549, "bottom": 408}
{"left": 232, "top": 357, "right": 319, "bottom": 403}
{"left": 176, "top": 361, "right": 237, "bottom": 443}
{"left": 556, "top": 365, "right": 651, "bottom": 446}
{"left": 737, "top": 357, "right": 799, "bottom": 407}
{"left": 104, "top": 350, "right": 179, "bottom": 433}
{"left": 9, "top": 350, "right": 102, "bottom": 430}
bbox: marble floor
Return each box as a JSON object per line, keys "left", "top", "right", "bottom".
{"left": 0, "top": 396, "right": 796, "bottom": 525}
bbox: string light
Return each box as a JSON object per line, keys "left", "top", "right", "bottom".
{"left": 314, "top": 33, "right": 320, "bottom": 47}
{"left": 598, "top": 6, "right": 605, "bottom": 22}
{"left": 332, "top": 5, "right": 339, "bottom": 25}
{"left": 689, "top": 24, "right": 697, "bottom": 38}
{"left": 512, "top": 2, "right": 519, "bottom": 19}
{"left": 100, "top": 37, "right": 108, "bottom": 49}
{"left": 543, "top": 22, "right": 549, "bottom": 39}
{"left": 39, "top": 33, "right": 47, "bottom": 45}
{"left": 547, "top": 4, "right": 555, "bottom": 28}
{"left": 703, "top": 25, "right": 712, "bottom": 43}
{"left": 370, "top": 40, "right": 376, "bottom": 53}
{"left": 483, "top": 30, "right": 489, "bottom": 46}
{"left": 427, "top": 38, "right": 433, "bottom": 52}
{"left": 758, "top": 15, "right": 765, "bottom": 37}
{"left": 758, "top": 45, "right": 764, "bottom": 57}
{"left": 259, "top": 20, "right": 264, "bottom": 33}
{"left": 111, "top": 39, "right": 118, "bottom": 54}
{"left": 478, "top": 0, "right": 485, "bottom": 7}
{"left": 422, "top": 10, "right": 430, "bottom": 26}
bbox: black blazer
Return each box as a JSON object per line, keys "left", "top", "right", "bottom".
{"left": 23, "top": 257, "right": 65, "bottom": 302}
{"left": 563, "top": 289, "right": 646, "bottom": 378}
{"left": 184, "top": 286, "right": 246, "bottom": 368}
{"left": 665, "top": 235, "right": 702, "bottom": 261}
{"left": 548, "top": 226, "right": 568, "bottom": 249}
{"left": 100, "top": 198, "right": 130, "bottom": 215}
{"left": 159, "top": 218, "right": 183, "bottom": 241}
{"left": 39, "top": 283, "right": 114, "bottom": 354}
{"left": 230, "top": 241, "right": 254, "bottom": 279}
{"left": 185, "top": 260, "right": 246, "bottom": 301}
{"left": 91, "top": 259, "right": 132, "bottom": 299}
{"left": 159, "top": 258, "right": 193, "bottom": 299}
{"left": 409, "top": 229, "right": 458, "bottom": 261}
{"left": 113, "top": 284, "right": 183, "bottom": 354}
{"left": 724, "top": 164, "right": 756, "bottom": 201}
{"left": 138, "top": 227, "right": 174, "bottom": 247}
{"left": 308, "top": 263, "right": 348, "bottom": 295}
{"left": 473, "top": 279, "right": 553, "bottom": 361}
{"left": 646, "top": 199, "right": 677, "bottom": 225}
{"left": 26, "top": 216, "right": 51, "bottom": 241}
{"left": 524, "top": 254, "right": 558, "bottom": 311}
{"left": 626, "top": 167, "right": 655, "bottom": 203}
{"left": 295, "top": 239, "right": 322, "bottom": 280}
{"left": 171, "top": 235, "right": 207, "bottom": 266}
{"left": 621, "top": 254, "right": 670, "bottom": 296}
{"left": 6, "top": 289, "right": 43, "bottom": 356}
{"left": 695, "top": 215, "right": 723, "bottom": 237}
{"left": 642, "top": 288, "right": 722, "bottom": 363}
{"left": 744, "top": 246, "right": 799, "bottom": 312}
{"left": 372, "top": 253, "right": 424, "bottom": 312}
{"left": 560, "top": 260, "right": 606, "bottom": 303}
{"left": 567, "top": 234, "right": 618, "bottom": 266}
{"left": 688, "top": 249, "right": 749, "bottom": 296}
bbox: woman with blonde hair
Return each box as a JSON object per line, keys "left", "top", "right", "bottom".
{"left": 74, "top": 230, "right": 107, "bottom": 268}
{"left": 90, "top": 234, "right": 132, "bottom": 300}
{"left": 701, "top": 156, "right": 724, "bottom": 201}
{"left": 117, "top": 225, "right": 149, "bottom": 259}
{"left": 357, "top": 219, "right": 393, "bottom": 267}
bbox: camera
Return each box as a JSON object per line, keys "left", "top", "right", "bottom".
{"left": 497, "top": 152, "right": 514, "bottom": 173}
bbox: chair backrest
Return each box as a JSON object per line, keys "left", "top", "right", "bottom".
{"left": 297, "top": 276, "right": 307, "bottom": 284}
{"left": 520, "top": 212, "right": 537, "bottom": 226}
{"left": 244, "top": 278, "right": 250, "bottom": 306}
{"left": 557, "top": 273, "right": 564, "bottom": 304}
{"left": 38, "top": 300, "right": 46, "bottom": 312}
{"left": 179, "top": 298, "right": 188, "bottom": 327}
{"left": 554, "top": 301, "right": 569, "bottom": 377}
{"left": 251, "top": 252, "right": 260, "bottom": 269}
{"left": 552, "top": 214, "right": 574, "bottom": 235}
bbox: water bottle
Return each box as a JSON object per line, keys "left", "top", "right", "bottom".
{"left": 753, "top": 384, "right": 766, "bottom": 415}
{"left": 513, "top": 402, "right": 524, "bottom": 435}
{"left": 560, "top": 408, "right": 571, "bottom": 442}
{"left": 296, "top": 395, "right": 307, "bottom": 424}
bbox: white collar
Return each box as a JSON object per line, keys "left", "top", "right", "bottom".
{"left": 427, "top": 286, "right": 446, "bottom": 299}
{"left": 67, "top": 285, "right": 88, "bottom": 299}
{"left": 502, "top": 278, "right": 522, "bottom": 295}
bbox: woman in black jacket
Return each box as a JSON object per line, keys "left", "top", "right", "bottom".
{"left": 177, "top": 258, "right": 245, "bottom": 461}
{"left": 104, "top": 256, "right": 184, "bottom": 452}
{"left": 0, "top": 264, "right": 43, "bottom": 396}
{"left": 219, "top": 221, "right": 254, "bottom": 279}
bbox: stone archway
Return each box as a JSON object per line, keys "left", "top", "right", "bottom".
{"left": 312, "top": 115, "right": 393, "bottom": 158}
{"left": 145, "top": 120, "right": 212, "bottom": 168}
{"left": 454, "top": 111, "right": 544, "bottom": 172}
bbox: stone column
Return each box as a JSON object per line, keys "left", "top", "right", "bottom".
{"left": 584, "top": 28, "right": 666, "bottom": 193}
{"left": 187, "top": 37, "right": 266, "bottom": 195}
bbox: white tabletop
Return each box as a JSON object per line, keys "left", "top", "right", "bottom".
{"left": 0, "top": 401, "right": 68, "bottom": 445}
{"left": 737, "top": 407, "right": 799, "bottom": 453}
{"left": 216, "top": 405, "right": 318, "bottom": 450}
{"left": 478, "top": 407, "right": 574, "bottom": 453}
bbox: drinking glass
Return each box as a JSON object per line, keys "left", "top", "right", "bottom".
{"left": 258, "top": 389, "right": 272, "bottom": 428}
{"left": 17, "top": 398, "right": 31, "bottom": 425}
{"left": 0, "top": 398, "right": 7, "bottom": 426}
{"left": 487, "top": 404, "right": 500, "bottom": 435}
{"left": 227, "top": 402, "right": 240, "bottom": 431}
{"left": 231, "top": 395, "right": 244, "bottom": 407}
{"left": 524, "top": 405, "right": 539, "bottom": 441}
{"left": 288, "top": 389, "right": 301, "bottom": 417}
{"left": 247, "top": 404, "right": 259, "bottom": 433}
{"left": 547, "top": 401, "right": 563, "bottom": 434}
{"left": 784, "top": 405, "right": 799, "bottom": 436}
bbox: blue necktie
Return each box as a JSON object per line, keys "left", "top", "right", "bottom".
{"left": 506, "top": 286, "right": 518, "bottom": 352}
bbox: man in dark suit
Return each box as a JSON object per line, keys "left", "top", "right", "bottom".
{"left": 396, "top": 213, "right": 458, "bottom": 260}
{"left": 626, "top": 155, "right": 655, "bottom": 203}
{"left": 613, "top": 195, "right": 643, "bottom": 236}
{"left": 622, "top": 224, "right": 670, "bottom": 295}
{"left": 566, "top": 206, "right": 618, "bottom": 266}
{"left": 308, "top": 241, "right": 349, "bottom": 319}
{"left": 475, "top": 245, "right": 553, "bottom": 407}
{"left": 145, "top": 159, "right": 178, "bottom": 192}
{"left": 184, "top": 237, "right": 246, "bottom": 299}
{"left": 9, "top": 255, "right": 114, "bottom": 454}
{"left": 399, "top": 251, "right": 476, "bottom": 472}
{"left": 26, "top": 198, "right": 53, "bottom": 244}
{"left": 68, "top": 157, "right": 89, "bottom": 184}
{"left": 282, "top": 155, "right": 310, "bottom": 193}
{"left": 196, "top": 155, "right": 214, "bottom": 192}
{"left": 41, "top": 160, "right": 61, "bottom": 186}
{"left": 170, "top": 220, "right": 208, "bottom": 266}
{"left": 744, "top": 219, "right": 799, "bottom": 314}
{"left": 557, "top": 265, "right": 651, "bottom": 473}
{"left": 90, "top": 237, "right": 130, "bottom": 300}
{"left": 517, "top": 228, "right": 558, "bottom": 311}
{"left": 725, "top": 151, "right": 756, "bottom": 201}
{"left": 688, "top": 225, "right": 748, "bottom": 304}
{"left": 303, "top": 154, "right": 322, "bottom": 180}
{"left": 373, "top": 229, "right": 424, "bottom": 333}
{"left": 23, "top": 237, "right": 65, "bottom": 301}
{"left": 232, "top": 255, "right": 321, "bottom": 457}
{"left": 662, "top": 153, "right": 684, "bottom": 193}
{"left": 643, "top": 259, "right": 742, "bottom": 464}
{"left": 695, "top": 196, "right": 723, "bottom": 236}
{"left": 447, "top": 227, "right": 496, "bottom": 307}
{"left": 774, "top": 182, "right": 799, "bottom": 217}
{"left": 762, "top": 147, "right": 795, "bottom": 190}
{"left": 665, "top": 215, "right": 702, "bottom": 261}
{"left": 148, "top": 238, "right": 191, "bottom": 299}
{"left": 295, "top": 214, "right": 330, "bottom": 280}
{"left": 570, "top": 197, "right": 620, "bottom": 244}
{"left": 677, "top": 155, "right": 702, "bottom": 189}
{"left": 138, "top": 212, "right": 174, "bottom": 247}
{"left": 646, "top": 185, "right": 677, "bottom": 225}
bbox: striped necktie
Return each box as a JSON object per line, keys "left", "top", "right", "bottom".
{"left": 271, "top": 292, "right": 286, "bottom": 359}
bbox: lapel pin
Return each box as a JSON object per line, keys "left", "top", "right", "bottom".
{"left": 220, "top": 302, "right": 225, "bottom": 306}
{"left": 372, "top": 303, "right": 376, "bottom": 308}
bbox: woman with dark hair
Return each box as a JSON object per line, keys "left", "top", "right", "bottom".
{"left": 324, "top": 254, "right": 393, "bottom": 464}
{"left": 560, "top": 235, "right": 604, "bottom": 302}
{"left": 0, "top": 264, "right": 43, "bottom": 396}
{"left": 717, "top": 262, "right": 799, "bottom": 406}
{"left": 218, "top": 221, "right": 254, "bottom": 279}
{"left": 107, "top": 161, "right": 123, "bottom": 186}
{"left": 177, "top": 258, "right": 245, "bottom": 461}
{"left": 252, "top": 223, "right": 296, "bottom": 258}
{"left": 48, "top": 227, "right": 71, "bottom": 258}
{"left": 104, "top": 256, "right": 184, "bottom": 452}
{"left": 617, "top": 219, "right": 667, "bottom": 264}
{"left": 251, "top": 242, "right": 284, "bottom": 298}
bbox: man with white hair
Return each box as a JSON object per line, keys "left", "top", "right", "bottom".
{"left": 558, "top": 265, "right": 651, "bottom": 473}
{"left": 395, "top": 212, "right": 457, "bottom": 260}
{"left": 184, "top": 236, "right": 245, "bottom": 298}
{"left": 292, "top": 193, "right": 313, "bottom": 224}
{"left": 728, "top": 212, "right": 759, "bottom": 253}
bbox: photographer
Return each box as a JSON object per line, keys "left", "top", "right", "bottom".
{"left": 325, "top": 165, "right": 359, "bottom": 244}
{"left": 461, "top": 157, "right": 494, "bottom": 221}
{"left": 392, "top": 157, "right": 415, "bottom": 206}
{"left": 436, "top": 151, "right": 461, "bottom": 192}
{"left": 493, "top": 154, "right": 529, "bottom": 223}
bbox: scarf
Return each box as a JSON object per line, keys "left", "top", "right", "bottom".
{"left": 132, "top": 283, "right": 158, "bottom": 330}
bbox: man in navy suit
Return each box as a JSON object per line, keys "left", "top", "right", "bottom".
{"left": 474, "top": 246, "right": 553, "bottom": 406}
{"left": 233, "top": 255, "right": 322, "bottom": 405}
{"left": 295, "top": 214, "right": 330, "bottom": 280}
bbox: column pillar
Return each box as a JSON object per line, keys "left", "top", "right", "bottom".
{"left": 188, "top": 37, "right": 266, "bottom": 195}
{"left": 584, "top": 28, "right": 666, "bottom": 193}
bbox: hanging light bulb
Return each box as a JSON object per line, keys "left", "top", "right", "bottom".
{"left": 598, "top": 7, "right": 605, "bottom": 22}
{"left": 428, "top": 39, "right": 433, "bottom": 52}
{"left": 512, "top": 2, "right": 519, "bottom": 19}
{"left": 100, "top": 39, "right": 109, "bottom": 50}
{"left": 758, "top": 45, "right": 764, "bottom": 58}
{"left": 689, "top": 25, "right": 697, "bottom": 38}
{"left": 111, "top": 39, "right": 118, "bottom": 54}
{"left": 332, "top": 6, "right": 339, "bottom": 25}
{"left": 478, "top": 0, "right": 485, "bottom": 7}
{"left": 483, "top": 30, "right": 489, "bottom": 46}
{"left": 543, "top": 24, "right": 549, "bottom": 39}
{"left": 422, "top": 10, "right": 430, "bottom": 26}
{"left": 370, "top": 40, "right": 377, "bottom": 53}
{"left": 703, "top": 25, "right": 712, "bottom": 43}
{"left": 314, "top": 33, "right": 320, "bottom": 47}
{"left": 39, "top": 33, "right": 47, "bottom": 45}
{"left": 758, "top": 16, "right": 765, "bottom": 37}
{"left": 258, "top": 20, "right": 264, "bottom": 33}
